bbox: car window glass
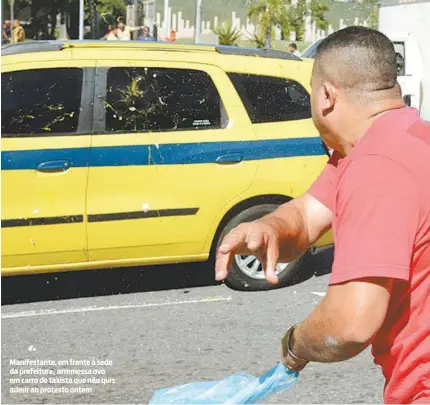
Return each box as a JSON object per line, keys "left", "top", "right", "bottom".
{"left": 1, "top": 68, "right": 83, "bottom": 136}
{"left": 301, "top": 39, "right": 323, "bottom": 58}
{"left": 228, "top": 73, "right": 312, "bottom": 124}
{"left": 393, "top": 41, "right": 406, "bottom": 76}
{"left": 105, "top": 67, "right": 224, "bottom": 132}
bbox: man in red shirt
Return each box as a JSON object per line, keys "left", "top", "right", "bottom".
{"left": 215, "top": 26, "right": 430, "bottom": 404}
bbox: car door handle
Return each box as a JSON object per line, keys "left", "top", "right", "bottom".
{"left": 36, "top": 160, "right": 72, "bottom": 173}
{"left": 215, "top": 153, "right": 244, "bottom": 164}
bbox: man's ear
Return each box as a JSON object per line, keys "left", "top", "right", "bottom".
{"left": 321, "top": 81, "right": 337, "bottom": 114}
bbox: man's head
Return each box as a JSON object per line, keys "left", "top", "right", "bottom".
{"left": 310, "top": 26, "right": 404, "bottom": 152}
{"left": 142, "top": 26, "right": 150, "bottom": 36}
{"left": 288, "top": 43, "right": 297, "bottom": 53}
{"left": 13, "top": 20, "right": 20, "bottom": 28}
{"left": 117, "top": 22, "right": 125, "bottom": 31}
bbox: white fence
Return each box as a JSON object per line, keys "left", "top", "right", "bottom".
{"left": 155, "top": 9, "right": 369, "bottom": 42}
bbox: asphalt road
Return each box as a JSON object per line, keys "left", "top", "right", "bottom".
{"left": 1, "top": 248, "right": 385, "bottom": 404}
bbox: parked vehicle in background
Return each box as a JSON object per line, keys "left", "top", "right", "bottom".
{"left": 1, "top": 41, "right": 332, "bottom": 291}
{"left": 302, "top": 6, "right": 429, "bottom": 122}
{"left": 379, "top": 0, "right": 430, "bottom": 121}
{"left": 300, "top": 39, "right": 323, "bottom": 59}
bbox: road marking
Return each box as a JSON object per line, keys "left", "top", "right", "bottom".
{"left": 311, "top": 292, "right": 327, "bottom": 297}
{"left": 1, "top": 296, "right": 232, "bottom": 320}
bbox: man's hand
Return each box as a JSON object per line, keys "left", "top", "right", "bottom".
{"left": 215, "top": 219, "right": 283, "bottom": 284}
{"left": 215, "top": 193, "right": 333, "bottom": 285}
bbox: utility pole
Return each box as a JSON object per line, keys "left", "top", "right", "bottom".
{"left": 194, "top": 0, "right": 202, "bottom": 43}
{"left": 163, "top": 0, "right": 169, "bottom": 38}
{"left": 10, "top": 0, "right": 15, "bottom": 43}
{"left": 79, "top": 0, "right": 84, "bottom": 40}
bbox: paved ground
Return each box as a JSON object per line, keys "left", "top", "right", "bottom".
{"left": 1, "top": 249, "right": 385, "bottom": 404}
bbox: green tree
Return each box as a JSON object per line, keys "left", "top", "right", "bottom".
{"left": 251, "top": 31, "right": 266, "bottom": 48}
{"left": 362, "top": 0, "right": 379, "bottom": 28}
{"left": 289, "top": 0, "right": 329, "bottom": 41}
{"left": 247, "top": 0, "right": 329, "bottom": 46}
{"left": 310, "top": 0, "right": 329, "bottom": 31}
{"left": 247, "top": 0, "right": 291, "bottom": 49}
{"left": 213, "top": 20, "right": 242, "bottom": 46}
{"left": 86, "top": 0, "right": 127, "bottom": 38}
{"left": 92, "top": 0, "right": 126, "bottom": 27}
{"left": 288, "top": 0, "right": 306, "bottom": 41}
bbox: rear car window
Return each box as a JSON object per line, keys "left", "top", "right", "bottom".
{"left": 105, "top": 67, "right": 225, "bottom": 132}
{"left": 228, "top": 73, "right": 311, "bottom": 124}
{"left": 1, "top": 68, "right": 83, "bottom": 136}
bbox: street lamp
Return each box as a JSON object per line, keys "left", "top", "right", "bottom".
{"left": 79, "top": 0, "right": 84, "bottom": 40}
{"left": 194, "top": 0, "right": 202, "bottom": 43}
{"left": 164, "top": 0, "right": 169, "bottom": 39}
{"left": 10, "top": 0, "right": 15, "bottom": 43}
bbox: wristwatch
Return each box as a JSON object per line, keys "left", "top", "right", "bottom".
{"left": 281, "top": 324, "right": 309, "bottom": 372}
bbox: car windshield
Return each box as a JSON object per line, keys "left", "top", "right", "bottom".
{"left": 301, "top": 39, "right": 323, "bottom": 59}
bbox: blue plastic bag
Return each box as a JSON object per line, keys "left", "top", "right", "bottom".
{"left": 149, "top": 363, "right": 298, "bottom": 404}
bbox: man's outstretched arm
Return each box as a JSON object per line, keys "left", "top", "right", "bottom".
{"left": 282, "top": 156, "right": 419, "bottom": 370}
{"left": 282, "top": 277, "right": 392, "bottom": 368}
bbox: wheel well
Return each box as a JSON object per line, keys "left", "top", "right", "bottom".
{"left": 208, "top": 194, "right": 292, "bottom": 258}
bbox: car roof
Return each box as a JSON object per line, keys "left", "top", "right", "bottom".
{"left": 1, "top": 40, "right": 313, "bottom": 91}
{"left": 1, "top": 40, "right": 302, "bottom": 61}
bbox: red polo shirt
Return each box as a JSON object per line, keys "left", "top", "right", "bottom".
{"left": 309, "top": 108, "right": 430, "bottom": 404}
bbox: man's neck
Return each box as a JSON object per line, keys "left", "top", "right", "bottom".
{"left": 339, "top": 101, "right": 405, "bottom": 155}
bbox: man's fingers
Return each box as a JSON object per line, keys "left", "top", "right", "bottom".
{"left": 246, "top": 230, "right": 265, "bottom": 251}
{"left": 218, "top": 229, "right": 247, "bottom": 254}
{"left": 215, "top": 228, "right": 248, "bottom": 281}
{"left": 215, "top": 250, "right": 231, "bottom": 281}
{"left": 215, "top": 223, "right": 274, "bottom": 282}
{"left": 262, "top": 237, "right": 280, "bottom": 284}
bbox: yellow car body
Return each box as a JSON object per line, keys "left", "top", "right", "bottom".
{"left": 1, "top": 41, "right": 332, "bottom": 279}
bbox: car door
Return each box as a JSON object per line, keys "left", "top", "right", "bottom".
{"left": 1, "top": 59, "right": 94, "bottom": 272}
{"left": 86, "top": 59, "right": 257, "bottom": 263}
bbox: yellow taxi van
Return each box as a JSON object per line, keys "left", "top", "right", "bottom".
{"left": 1, "top": 41, "right": 331, "bottom": 290}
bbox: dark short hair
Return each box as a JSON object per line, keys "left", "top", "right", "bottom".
{"left": 314, "top": 26, "right": 398, "bottom": 94}
{"left": 289, "top": 43, "right": 297, "bottom": 50}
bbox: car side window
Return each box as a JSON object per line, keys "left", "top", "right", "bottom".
{"left": 105, "top": 67, "right": 225, "bottom": 133}
{"left": 1, "top": 68, "right": 83, "bottom": 136}
{"left": 393, "top": 41, "right": 406, "bottom": 76}
{"left": 228, "top": 73, "right": 311, "bottom": 124}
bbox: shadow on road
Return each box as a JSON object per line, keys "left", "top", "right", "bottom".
{"left": 2, "top": 247, "right": 333, "bottom": 305}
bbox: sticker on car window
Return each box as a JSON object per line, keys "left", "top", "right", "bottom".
{"left": 193, "top": 119, "right": 211, "bottom": 126}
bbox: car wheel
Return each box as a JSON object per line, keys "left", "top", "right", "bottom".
{"left": 217, "top": 204, "right": 305, "bottom": 291}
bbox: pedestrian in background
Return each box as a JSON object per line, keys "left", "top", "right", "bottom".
{"left": 216, "top": 26, "right": 430, "bottom": 404}
{"left": 12, "top": 20, "right": 25, "bottom": 43}
{"left": 101, "top": 25, "right": 114, "bottom": 40}
{"left": 166, "top": 29, "right": 176, "bottom": 42}
{"left": 2, "top": 21, "right": 10, "bottom": 43}
{"left": 137, "top": 26, "right": 155, "bottom": 41}
{"left": 116, "top": 21, "right": 144, "bottom": 41}
{"left": 288, "top": 42, "right": 300, "bottom": 57}
{"left": 105, "top": 26, "right": 119, "bottom": 41}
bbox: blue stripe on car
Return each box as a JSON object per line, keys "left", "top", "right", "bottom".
{"left": 1, "top": 137, "right": 325, "bottom": 171}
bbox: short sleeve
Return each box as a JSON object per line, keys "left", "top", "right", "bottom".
{"left": 308, "top": 151, "right": 342, "bottom": 211}
{"left": 330, "top": 156, "right": 421, "bottom": 285}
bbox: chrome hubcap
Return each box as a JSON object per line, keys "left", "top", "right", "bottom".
{"left": 235, "top": 255, "right": 289, "bottom": 280}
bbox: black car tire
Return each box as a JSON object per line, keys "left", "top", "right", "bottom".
{"left": 217, "top": 204, "right": 306, "bottom": 291}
